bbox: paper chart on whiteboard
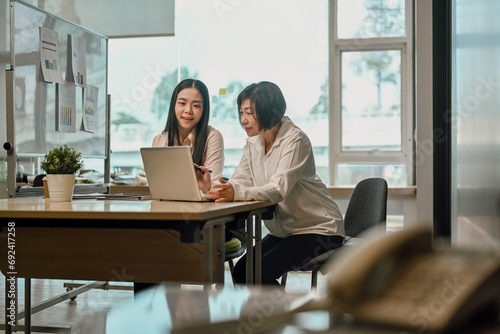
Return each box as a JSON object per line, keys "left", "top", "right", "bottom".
{"left": 39, "top": 27, "right": 63, "bottom": 83}
{"left": 56, "top": 81, "right": 77, "bottom": 133}
{"left": 82, "top": 85, "right": 98, "bottom": 133}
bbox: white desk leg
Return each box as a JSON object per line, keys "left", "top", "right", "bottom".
{"left": 215, "top": 223, "right": 225, "bottom": 290}
{"left": 246, "top": 215, "right": 254, "bottom": 285}
{"left": 254, "top": 213, "right": 262, "bottom": 285}
{"left": 203, "top": 217, "right": 231, "bottom": 290}
{"left": 203, "top": 225, "right": 213, "bottom": 290}
{"left": 25, "top": 278, "right": 31, "bottom": 334}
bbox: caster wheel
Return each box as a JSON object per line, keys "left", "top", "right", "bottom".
{"left": 66, "top": 287, "right": 77, "bottom": 300}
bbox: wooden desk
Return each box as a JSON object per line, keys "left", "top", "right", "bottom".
{"left": 0, "top": 197, "right": 275, "bottom": 334}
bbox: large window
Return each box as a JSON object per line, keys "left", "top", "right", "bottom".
{"left": 109, "top": 0, "right": 329, "bottom": 181}
{"left": 331, "top": 0, "right": 413, "bottom": 186}
{"left": 108, "top": 0, "right": 413, "bottom": 187}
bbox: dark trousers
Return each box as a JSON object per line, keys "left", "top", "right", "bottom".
{"left": 233, "top": 233, "right": 344, "bottom": 286}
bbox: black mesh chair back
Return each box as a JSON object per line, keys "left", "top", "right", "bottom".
{"left": 344, "top": 177, "right": 388, "bottom": 237}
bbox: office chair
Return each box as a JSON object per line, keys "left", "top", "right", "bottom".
{"left": 280, "top": 177, "right": 388, "bottom": 289}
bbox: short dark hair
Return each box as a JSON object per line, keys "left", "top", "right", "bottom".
{"left": 237, "top": 81, "right": 286, "bottom": 131}
{"left": 163, "top": 78, "right": 210, "bottom": 166}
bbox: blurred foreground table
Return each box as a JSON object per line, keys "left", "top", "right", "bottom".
{"left": 72, "top": 284, "right": 500, "bottom": 334}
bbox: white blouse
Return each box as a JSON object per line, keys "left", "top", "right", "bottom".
{"left": 229, "top": 117, "right": 344, "bottom": 238}
{"left": 152, "top": 126, "right": 225, "bottom": 183}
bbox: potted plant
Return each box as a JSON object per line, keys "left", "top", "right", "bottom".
{"left": 40, "top": 145, "right": 84, "bottom": 201}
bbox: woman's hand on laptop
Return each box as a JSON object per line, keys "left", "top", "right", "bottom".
{"left": 207, "top": 177, "right": 234, "bottom": 202}
{"left": 194, "top": 164, "right": 211, "bottom": 193}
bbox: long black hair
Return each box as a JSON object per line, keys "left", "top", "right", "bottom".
{"left": 162, "top": 79, "right": 210, "bottom": 166}
{"left": 237, "top": 81, "right": 286, "bottom": 131}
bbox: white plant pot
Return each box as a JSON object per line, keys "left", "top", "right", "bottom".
{"left": 46, "top": 174, "right": 76, "bottom": 202}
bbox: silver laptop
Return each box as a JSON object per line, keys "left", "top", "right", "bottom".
{"left": 140, "top": 146, "right": 210, "bottom": 202}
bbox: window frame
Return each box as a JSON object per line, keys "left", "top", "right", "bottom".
{"left": 329, "top": 0, "right": 414, "bottom": 186}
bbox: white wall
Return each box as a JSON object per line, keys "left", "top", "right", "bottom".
{"left": 33, "top": 0, "right": 174, "bottom": 38}
{"left": 414, "top": 0, "right": 434, "bottom": 227}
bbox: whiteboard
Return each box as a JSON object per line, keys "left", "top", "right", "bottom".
{"left": 11, "top": 0, "right": 108, "bottom": 157}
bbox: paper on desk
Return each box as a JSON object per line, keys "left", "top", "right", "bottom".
{"left": 72, "top": 193, "right": 143, "bottom": 200}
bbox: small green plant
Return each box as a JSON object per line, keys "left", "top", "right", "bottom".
{"left": 40, "top": 145, "right": 84, "bottom": 174}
